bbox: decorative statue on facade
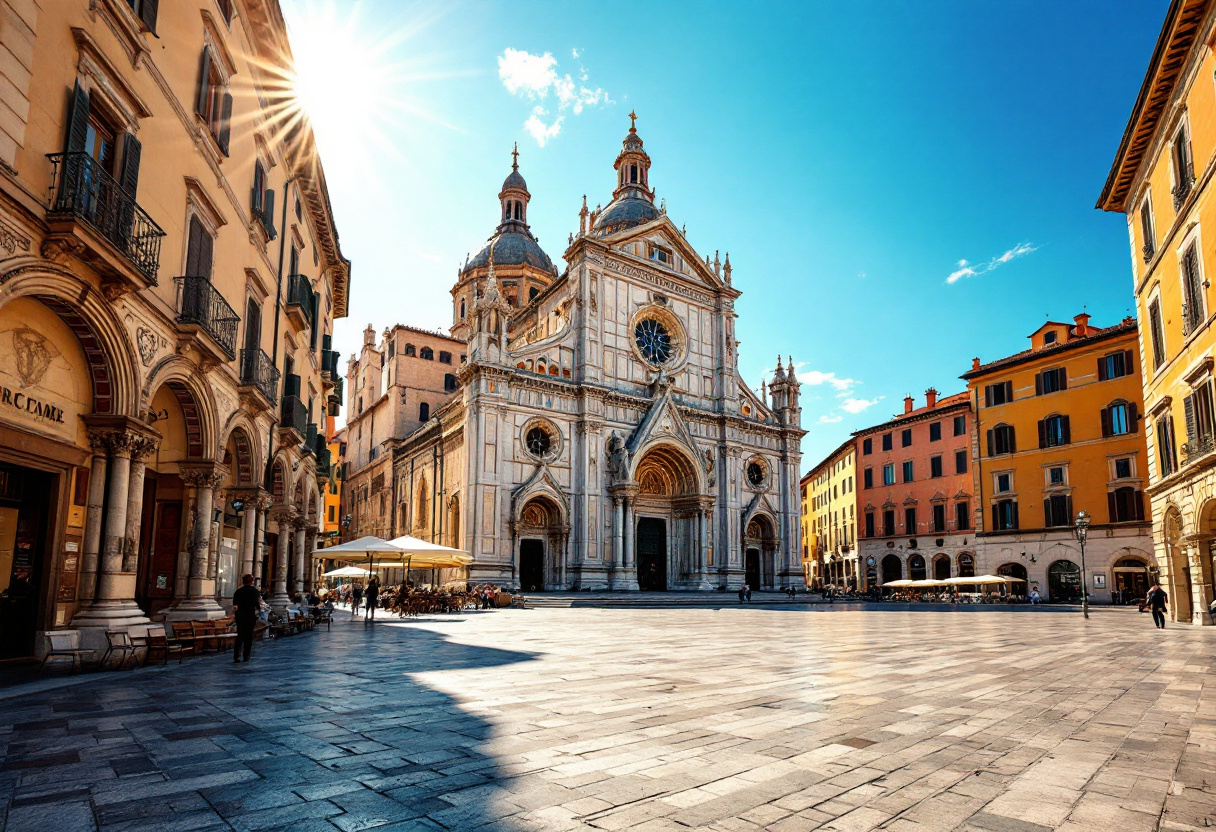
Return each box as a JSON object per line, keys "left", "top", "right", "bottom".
{"left": 607, "top": 431, "right": 631, "bottom": 482}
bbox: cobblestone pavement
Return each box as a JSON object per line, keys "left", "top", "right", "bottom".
{"left": 1, "top": 605, "right": 1214, "bottom": 831}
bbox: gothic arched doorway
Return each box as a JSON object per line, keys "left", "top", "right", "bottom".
{"left": 909, "top": 554, "right": 926, "bottom": 581}
{"left": 630, "top": 443, "right": 704, "bottom": 591}
{"left": 745, "top": 515, "right": 777, "bottom": 590}
{"left": 517, "top": 495, "right": 564, "bottom": 591}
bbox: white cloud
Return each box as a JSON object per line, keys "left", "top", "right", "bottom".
{"left": 840, "top": 396, "right": 883, "bottom": 414}
{"left": 498, "top": 48, "right": 611, "bottom": 146}
{"left": 795, "top": 368, "right": 858, "bottom": 394}
{"left": 946, "top": 242, "right": 1039, "bottom": 285}
{"left": 818, "top": 413, "right": 844, "bottom": 424}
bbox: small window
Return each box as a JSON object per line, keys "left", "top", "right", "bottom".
{"left": 955, "top": 502, "right": 970, "bottom": 530}
{"left": 419, "top": 402, "right": 430, "bottom": 421}
{"left": 904, "top": 507, "right": 917, "bottom": 533}
{"left": 1041, "top": 414, "right": 1069, "bottom": 447}
{"left": 1157, "top": 413, "right": 1177, "bottom": 477}
{"left": 444, "top": 374, "right": 457, "bottom": 393}
{"left": 1110, "top": 486, "right": 1143, "bottom": 523}
{"left": 990, "top": 424, "right": 1016, "bottom": 455}
{"left": 932, "top": 504, "right": 946, "bottom": 533}
{"left": 993, "top": 499, "right": 1018, "bottom": 530}
{"left": 649, "top": 247, "right": 670, "bottom": 264}
{"left": 1098, "top": 351, "right": 1132, "bottom": 381}
{"left": 955, "top": 449, "right": 967, "bottom": 474}
{"left": 1049, "top": 466, "right": 1065, "bottom": 486}
{"left": 996, "top": 473, "right": 1011, "bottom": 493}
{"left": 883, "top": 464, "right": 895, "bottom": 486}
{"left": 1106, "top": 402, "right": 1130, "bottom": 436}
{"left": 439, "top": 351, "right": 453, "bottom": 365}
{"left": 882, "top": 433, "right": 893, "bottom": 451}
{"left": 1114, "top": 457, "right": 1132, "bottom": 479}
{"left": 902, "top": 460, "right": 914, "bottom": 482}
{"left": 420, "top": 346, "right": 434, "bottom": 360}
{"left": 528, "top": 287, "right": 539, "bottom": 302}
{"left": 901, "top": 429, "right": 912, "bottom": 447}
{"left": 863, "top": 468, "right": 873, "bottom": 489}
{"left": 929, "top": 422, "right": 941, "bottom": 442}
{"left": 882, "top": 510, "right": 895, "bottom": 536}
{"left": 1140, "top": 197, "right": 1156, "bottom": 260}
{"left": 387, "top": 340, "right": 395, "bottom": 358}
{"left": 953, "top": 415, "right": 966, "bottom": 436}
{"left": 985, "top": 381, "right": 1013, "bottom": 407}
{"left": 404, "top": 343, "right": 416, "bottom": 357}
{"left": 1149, "top": 297, "right": 1166, "bottom": 369}
{"left": 1043, "top": 331, "right": 1057, "bottom": 344}
{"left": 865, "top": 512, "right": 875, "bottom": 538}
{"left": 1044, "top": 494, "right": 1071, "bottom": 527}
{"left": 1037, "top": 368, "right": 1067, "bottom": 395}
{"left": 930, "top": 455, "right": 943, "bottom": 478}
{"left": 862, "top": 438, "right": 872, "bottom": 455}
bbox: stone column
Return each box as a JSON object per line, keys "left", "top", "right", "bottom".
{"left": 697, "top": 508, "right": 711, "bottom": 588}
{"left": 254, "top": 495, "right": 269, "bottom": 587}
{"left": 611, "top": 496, "right": 623, "bottom": 573}
{"left": 165, "top": 462, "right": 228, "bottom": 620}
{"left": 239, "top": 498, "right": 257, "bottom": 578}
{"left": 122, "top": 438, "right": 157, "bottom": 574}
{"left": 304, "top": 525, "right": 319, "bottom": 592}
{"left": 617, "top": 493, "right": 639, "bottom": 591}
{"left": 72, "top": 423, "right": 158, "bottom": 642}
{"left": 293, "top": 522, "right": 306, "bottom": 595}
{"left": 1190, "top": 541, "right": 1215, "bottom": 625}
{"left": 268, "top": 507, "right": 297, "bottom": 611}
{"left": 77, "top": 436, "right": 108, "bottom": 605}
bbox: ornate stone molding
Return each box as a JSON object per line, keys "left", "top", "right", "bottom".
{"left": 178, "top": 461, "right": 229, "bottom": 490}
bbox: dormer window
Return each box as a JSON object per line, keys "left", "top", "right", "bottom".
{"left": 1043, "top": 331, "right": 1057, "bottom": 344}
{"left": 649, "top": 246, "right": 670, "bottom": 265}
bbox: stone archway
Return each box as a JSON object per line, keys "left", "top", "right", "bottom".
{"left": 881, "top": 554, "right": 902, "bottom": 584}
{"left": 628, "top": 443, "right": 710, "bottom": 591}
{"left": 516, "top": 495, "right": 564, "bottom": 591}
{"left": 744, "top": 514, "right": 777, "bottom": 590}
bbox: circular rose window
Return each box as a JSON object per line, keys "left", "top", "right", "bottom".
{"left": 747, "top": 462, "right": 765, "bottom": 487}
{"left": 634, "top": 318, "right": 672, "bottom": 365}
{"left": 525, "top": 426, "right": 552, "bottom": 457}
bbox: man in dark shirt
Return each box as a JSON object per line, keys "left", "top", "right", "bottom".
{"left": 232, "top": 573, "right": 261, "bottom": 662}
{"left": 1147, "top": 582, "right": 1169, "bottom": 629}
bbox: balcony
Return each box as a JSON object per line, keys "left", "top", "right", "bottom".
{"left": 239, "top": 348, "right": 279, "bottom": 407}
{"left": 176, "top": 277, "right": 239, "bottom": 359}
{"left": 1182, "top": 434, "right": 1215, "bottom": 467}
{"left": 286, "top": 274, "right": 315, "bottom": 330}
{"left": 45, "top": 151, "right": 165, "bottom": 286}
{"left": 1173, "top": 176, "right": 1194, "bottom": 211}
{"left": 279, "top": 394, "right": 306, "bottom": 440}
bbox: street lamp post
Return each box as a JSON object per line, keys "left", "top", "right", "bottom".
{"left": 1074, "top": 510, "right": 1091, "bottom": 619}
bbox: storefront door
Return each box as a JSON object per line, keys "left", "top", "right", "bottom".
{"left": 0, "top": 464, "right": 53, "bottom": 659}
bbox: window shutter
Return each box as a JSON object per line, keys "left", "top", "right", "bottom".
{"left": 217, "top": 92, "right": 233, "bottom": 156}
{"left": 1134, "top": 489, "right": 1144, "bottom": 521}
{"left": 1124, "top": 350, "right": 1134, "bottom": 375}
{"left": 1037, "top": 419, "right": 1046, "bottom": 449}
{"left": 64, "top": 80, "right": 90, "bottom": 154}
{"left": 985, "top": 386, "right": 993, "bottom": 407}
{"left": 1059, "top": 368, "right": 1067, "bottom": 391}
{"left": 1011, "top": 502, "right": 1019, "bottom": 530}
{"left": 262, "top": 187, "right": 276, "bottom": 239}
{"left": 1062, "top": 415, "right": 1071, "bottom": 444}
{"left": 139, "top": 0, "right": 159, "bottom": 33}
{"left": 1035, "top": 373, "right": 1042, "bottom": 396}
{"left": 1101, "top": 407, "right": 1110, "bottom": 438}
{"left": 199, "top": 222, "right": 213, "bottom": 279}
{"left": 1043, "top": 501, "right": 1051, "bottom": 528}
{"left": 1009, "top": 427, "right": 1016, "bottom": 453}
{"left": 1128, "top": 402, "right": 1139, "bottom": 432}
{"left": 1097, "top": 357, "right": 1107, "bottom": 381}
{"left": 1184, "top": 393, "right": 1197, "bottom": 443}
{"left": 117, "top": 133, "right": 141, "bottom": 197}
{"left": 195, "top": 49, "right": 212, "bottom": 117}
{"left": 992, "top": 504, "right": 999, "bottom": 530}
{"left": 1107, "top": 490, "right": 1117, "bottom": 523}
{"left": 986, "top": 429, "right": 994, "bottom": 457}
{"left": 1005, "top": 381, "right": 1013, "bottom": 402}
{"left": 185, "top": 216, "right": 204, "bottom": 276}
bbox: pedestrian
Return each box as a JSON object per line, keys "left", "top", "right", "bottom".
{"left": 365, "top": 575, "right": 380, "bottom": 622}
{"left": 351, "top": 583, "right": 363, "bottom": 617}
{"left": 1029, "top": 588, "right": 1040, "bottom": 605}
{"left": 745, "top": 584, "right": 752, "bottom": 603}
{"left": 737, "top": 584, "right": 746, "bottom": 604}
{"left": 231, "top": 573, "right": 260, "bottom": 663}
{"left": 1147, "top": 582, "right": 1169, "bottom": 629}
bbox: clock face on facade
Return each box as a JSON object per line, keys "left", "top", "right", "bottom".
{"left": 634, "top": 318, "right": 672, "bottom": 365}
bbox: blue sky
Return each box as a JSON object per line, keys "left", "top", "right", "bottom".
{"left": 281, "top": 0, "right": 1167, "bottom": 471}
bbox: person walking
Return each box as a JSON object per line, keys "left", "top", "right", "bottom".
{"left": 232, "top": 573, "right": 261, "bottom": 663}
{"left": 351, "top": 583, "right": 363, "bottom": 617}
{"left": 364, "top": 576, "right": 380, "bottom": 622}
{"left": 1147, "top": 582, "right": 1169, "bottom": 629}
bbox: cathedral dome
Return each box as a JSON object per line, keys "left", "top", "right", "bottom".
{"left": 594, "top": 112, "right": 660, "bottom": 236}
{"left": 593, "top": 194, "right": 661, "bottom": 235}
{"left": 465, "top": 230, "right": 557, "bottom": 275}
{"left": 502, "top": 168, "right": 528, "bottom": 193}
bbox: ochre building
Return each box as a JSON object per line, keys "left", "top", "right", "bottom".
{"left": 802, "top": 439, "right": 856, "bottom": 590}
{"left": 0, "top": 1, "right": 348, "bottom": 658}
{"left": 963, "top": 315, "right": 1153, "bottom": 601}
{"left": 1098, "top": 0, "right": 1216, "bottom": 623}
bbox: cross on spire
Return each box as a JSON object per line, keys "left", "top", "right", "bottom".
{"left": 628, "top": 110, "right": 637, "bottom": 132}
{"left": 511, "top": 142, "right": 519, "bottom": 171}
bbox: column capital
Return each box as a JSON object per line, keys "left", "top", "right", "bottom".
{"left": 270, "top": 505, "right": 299, "bottom": 525}
{"left": 83, "top": 415, "right": 160, "bottom": 458}
{"left": 178, "top": 461, "right": 229, "bottom": 490}
{"left": 305, "top": 524, "right": 320, "bottom": 535}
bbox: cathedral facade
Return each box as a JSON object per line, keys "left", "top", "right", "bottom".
{"left": 353, "top": 120, "right": 804, "bottom": 590}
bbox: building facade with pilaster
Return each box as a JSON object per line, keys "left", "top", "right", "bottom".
{"left": 0, "top": 0, "right": 348, "bottom": 658}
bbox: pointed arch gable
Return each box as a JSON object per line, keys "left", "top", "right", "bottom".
{"left": 511, "top": 463, "right": 569, "bottom": 526}
{"left": 0, "top": 265, "right": 140, "bottom": 416}
{"left": 742, "top": 491, "right": 781, "bottom": 542}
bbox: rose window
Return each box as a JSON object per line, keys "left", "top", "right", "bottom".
{"left": 747, "top": 462, "right": 765, "bottom": 487}
{"left": 525, "top": 426, "right": 552, "bottom": 457}
{"left": 634, "top": 318, "right": 672, "bottom": 365}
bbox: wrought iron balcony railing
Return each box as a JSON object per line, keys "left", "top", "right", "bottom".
{"left": 1182, "top": 302, "right": 1205, "bottom": 337}
{"left": 46, "top": 151, "right": 165, "bottom": 282}
{"left": 1173, "top": 176, "right": 1195, "bottom": 210}
{"left": 1142, "top": 243, "right": 1156, "bottom": 263}
{"left": 286, "top": 273, "right": 315, "bottom": 327}
{"left": 239, "top": 348, "right": 280, "bottom": 405}
{"left": 280, "top": 394, "right": 306, "bottom": 436}
{"left": 1182, "top": 433, "right": 1216, "bottom": 466}
{"left": 176, "top": 277, "right": 239, "bottom": 358}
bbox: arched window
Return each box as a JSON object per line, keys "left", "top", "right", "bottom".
{"left": 528, "top": 287, "right": 539, "bottom": 301}
{"left": 420, "top": 346, "right": 434, "bottom": 360}
{"left": 403, "top": 343, "right": 416, "bottom": 356}
{"left": 630, "top": 164, "right": 638, "bottom": 183}
{"left": 444, "top": 374, "right": 457, "bottom": 392}
{"left": 419, "top": 402, "right": 430, "bottom": 421}
{"left": 1102, "top": 400, "right": 1136, "bottom": 437}
{"left": 459, "top": 298, "right": 466, "bottom": 319}
{"left": 1038, "top": 414, "right": 1070, "bottom": 448}
{"left": 988, "top": 423, "right": 1016, "bottom": 455}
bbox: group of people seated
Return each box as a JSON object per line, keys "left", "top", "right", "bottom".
{"left": 318, "top": 581, "right": 508, "bottom": 617}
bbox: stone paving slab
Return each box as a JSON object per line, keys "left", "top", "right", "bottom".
{"left": 0, "top": 606, "right": 1213, "bottom": 830}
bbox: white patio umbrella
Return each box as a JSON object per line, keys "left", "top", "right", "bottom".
{"left": 311, "top": 535, "right": 405, "bottom": 580}
{"left": 323, "top": 565, "right": 375, "bottom": 578}
{"left": 883, "top": 579, "right": 915, "bottom": 587}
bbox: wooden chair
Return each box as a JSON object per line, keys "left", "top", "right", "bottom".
{"left": 40, "top": 630, "right": 94, "bottom": 673}
{"left": 170, "top": 621, "right": 197, "bottom": 656}
{"left": 191, "top": 620, "right": 218, "bottom": 652}
{"left": 101, "top": 630, "right": 138, "bottom": 670}
{"left": 143, "top": 626, "right": 184, "bottom": 666}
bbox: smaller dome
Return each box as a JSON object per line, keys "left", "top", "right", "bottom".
{"left": 593, "top": 194, "right": 661, "bottom": 235}
{"left": 501, "top": 169, "right": 528, "bottom": 194}
{"left": 463, "top": 230, "right": 557, "bottom": 276}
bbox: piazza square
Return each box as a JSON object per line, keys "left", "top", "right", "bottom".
{"left": 1, "top": 602, "right": 1213, "bottom": 831}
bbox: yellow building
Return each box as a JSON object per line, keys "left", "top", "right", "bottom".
{"left": 802, "top": 440, "right": 857, "bottom": 589}
{"left": 1099, "top": 0, "right": 1216, "bottom": 624}
{"left": 0, "top": 1, "right": 349, "bottom": 658}
{"left": 963, "top": 315, "right": 1153, "bottom": 601}
{"left": 323, "top": 424, "right": 344, "bottom": 539}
